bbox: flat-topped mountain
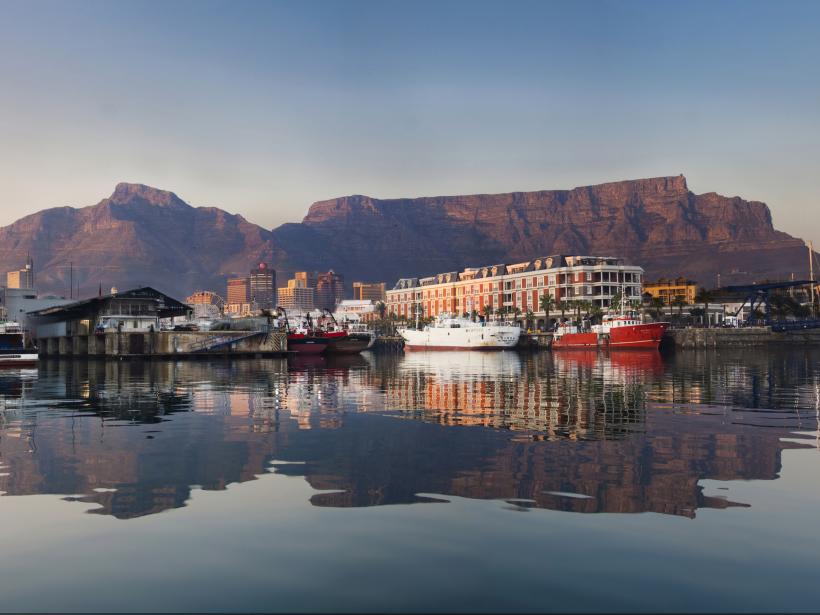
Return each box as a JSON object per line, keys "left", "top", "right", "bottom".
{"left": 0, "top": 176, "right": 812, "bottom": 298}
{"left": 279, "top": 175, "right": 810, "bottom": 288}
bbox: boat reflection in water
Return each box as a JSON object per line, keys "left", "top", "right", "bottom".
{"left": 0, "top": 349, "right": 815, "bottom": 519}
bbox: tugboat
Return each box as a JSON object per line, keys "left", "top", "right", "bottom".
{"left": 0, "top": 322, "right": 38, "bottom": 367}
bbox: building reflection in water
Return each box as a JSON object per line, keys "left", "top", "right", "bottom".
{"left": 0, "top": 349, "right": 815, "bottom": 519}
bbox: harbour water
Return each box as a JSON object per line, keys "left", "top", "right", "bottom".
{"left": 1, "top": 349, "right": 819, "bottom": 612}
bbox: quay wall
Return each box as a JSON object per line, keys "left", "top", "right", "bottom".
{"left": 372, "top": 336, "right": 405, "bottom": 352}
{"left": 666, "top": 327, "right": 820, "bottom": 349}
{"left": 37, "top": 330, "right": 287, "bottom": 358}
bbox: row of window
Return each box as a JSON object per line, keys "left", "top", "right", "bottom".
{"left": 389, "top": 271, "right": 641, "bottom": 303}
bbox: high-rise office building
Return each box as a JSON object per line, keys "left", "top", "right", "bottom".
{"left": 6, "top": 255, "right": 34, "bottom": 290}
{"left": 352, "top": 281, "right": 386, "bottom": 302}
{"left": 293, "top": 271, "right": 316, "bottom": 290}
{"left": 226, "top": 277, "right": 250, "bottom": 305}
{"left": 316, "top": 270, "right": 344, "bottom": 311}
{"left": 277, "top": 277, "right": 315, "bottom": 311}
{"left": 249, "top": 263, "right": 276, "bottom": 309}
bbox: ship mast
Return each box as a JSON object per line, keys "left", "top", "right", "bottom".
{"left": 810, "top": 241, "right": 816, "bottom": 316}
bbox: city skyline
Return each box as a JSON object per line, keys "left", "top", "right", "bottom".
{"left": 1, "top": 0, "right": 819, "bottom": 248}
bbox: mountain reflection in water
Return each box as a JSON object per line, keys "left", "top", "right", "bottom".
{"left": 0, "top": 349, "right": 816, "bottom": 519}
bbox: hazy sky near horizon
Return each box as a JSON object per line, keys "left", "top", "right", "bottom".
{"left": 1, "top": 0, "right": 819, "bottom": 244}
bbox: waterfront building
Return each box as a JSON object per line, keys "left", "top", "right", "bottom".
{"left": 352, "top": 281, "right": 386, "bottom": 302}
{"left": 386, "top": 255, "right": 644, "bottom": 328}
{"left": 335, "top": 299, "right": 380, "bottom": 323}
{"left": 248, "top": 263, "right": 276, "bottom": 310}
{"left": 6, "top": 256, "right": 35, "bottom": 290}
{"left": 644, "top": 277, "right": 697, "bottom": 305}
{"left": 277, "top": 276, "right": 315, "bottom": 312}
{"left": 316, "top": 270, "right": 344, "bottom": 311}
{"left": 28, "top": 287, "right": 190, "bottom": 338}
{"left": 1, "top": 288, "right": 73, "bottom": 331}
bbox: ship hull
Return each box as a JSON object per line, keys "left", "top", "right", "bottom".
{"left": 606, "top": 323, "right": 668, "bottom": 349}
{"left": 401, "top": 326, "right": 520, "bottom": 350}
{"left": 0, "top": 353, "right": 39, "bottom": 367}
{"left": 287, "top": 335, "right": 331, "bottom": 355}
{"left": 551, "top": 332, "right": 599, "bottom": 349}
{"left": 325, "top": 333, "right": 374, "bottom": 355}
{"left": 404, "top": 344, "right": 514, "bottom": 351}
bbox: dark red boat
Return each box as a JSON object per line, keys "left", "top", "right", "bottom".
{"left": 286, "top": 331, "right": 331, "bottom": 354}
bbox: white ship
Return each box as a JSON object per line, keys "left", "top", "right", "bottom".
{"left": 0, "top": 321, "right": 38, "bottom": 367}
{"left": 400, "top": 314, "right": 521, "bottom": 350}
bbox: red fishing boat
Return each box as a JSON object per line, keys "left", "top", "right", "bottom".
{"left": 287, "top": 329, "right": 332, "bottom": 354}
{"left": 598, "top": 314, "right": 669, "bottom": 349}
{"left": 277, "top": 308, "right": 331, "bottom": 355}
{"left": 316, "top": 310, "right": 375, "bottom": 355}
{"left": 551, "top": 312, "right": 669, "bottom": 351}
{"left": 551, "top": 322, "right": 599, "bottom": 349}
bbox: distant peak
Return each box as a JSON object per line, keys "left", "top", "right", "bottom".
{"left": 109, "top": 183, "right": 187, "bottom": 208}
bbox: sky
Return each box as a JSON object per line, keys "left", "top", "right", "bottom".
{"left": 1, "top": 0, "right": 819, "bottom": 245}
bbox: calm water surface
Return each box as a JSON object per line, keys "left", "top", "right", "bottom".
{"left": 1, "top": 349, "right": 819, "bottom": 612}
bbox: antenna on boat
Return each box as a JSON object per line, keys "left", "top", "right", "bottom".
{"left": 809, "top": 241, "right": 817, "bottom": 317}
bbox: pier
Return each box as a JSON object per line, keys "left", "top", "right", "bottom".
{"left": 36, "top": 330, "right": 288, "bottom": 358}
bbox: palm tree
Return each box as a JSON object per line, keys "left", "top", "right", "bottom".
{"left": 556, "top": 300, "right": 569, "bottom": 322}
{"left": 671, "top": 296, "right": 688, "bottom": 325}
{"left": 648, "top": 297, "right": 665, "bottom": 321}
{"left": 539, "top": 293, "right": 555, "bottom": 316}
{"left": 525, "top": 309, "right": 535, "bottom": 330}
{"left": 482, "top": 304, "right": 493, "bottom": 320}
{"left": 671, "top": 296, "right": 688, "bottom": 322}
{"left": 695, "top": 287, "right": 716, "bottom": 327}
{"left": 375, "top": 301, "right": 386, "bottom": 320}
{"left": 689, "top": 306, "right": 705, "bottom": 323}
{"left": 572, "top": 300, "right": 584, "bottom": 323}
{"left": 589, "top": 303, "right": 603, "bottom": 324}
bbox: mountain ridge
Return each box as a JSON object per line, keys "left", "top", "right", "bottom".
{"left": 0, "top": 176, "right": 812, "bottom": 298}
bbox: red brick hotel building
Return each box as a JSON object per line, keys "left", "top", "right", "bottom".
{"left": 386, "top": 255, "right": 644, "bottom": 326}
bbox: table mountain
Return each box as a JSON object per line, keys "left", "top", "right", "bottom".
{"left": 0, "top": 176, "right": 813, "bottom": 299}
{"left": 278, "top": 174, "right": 812, "bottom": 289}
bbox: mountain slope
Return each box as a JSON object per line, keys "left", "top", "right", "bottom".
{"left": 0, "top": 183, "right": 279, "bottom": 297}
{"left": 0, "top": 176, "right": 812, "bottom": 299}
{"left": 284, "top": 175, "right": 810, "bottom": 288}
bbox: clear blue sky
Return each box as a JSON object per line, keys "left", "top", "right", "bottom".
{"left": 1, "top": 0, "right": 818, "bottom": 245}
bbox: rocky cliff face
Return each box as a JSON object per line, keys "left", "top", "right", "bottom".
{"left": 0, "top": 183, "right": 282, "bottom": 297}
{"left": 288, "top": 174, "right": 810, "bottom": 287}
{"left": 0, "top": 176, "right": 812, "bottom": 299}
